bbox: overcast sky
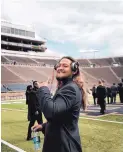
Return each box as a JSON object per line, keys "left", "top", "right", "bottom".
{"left": 1, "top": 0, "right": 123, "bottom": 58}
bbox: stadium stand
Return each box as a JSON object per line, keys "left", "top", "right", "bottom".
{"left": 83, "top": 67, "right": 120, "bottom": 84}
{"left": 80, "top": 69, "right": 98, "bottom": 87}
{"left": 111, "top": 66, "right": 123, "bottom": 78}
{"left": 89, "top": 58, "right": 114, "bottom": 66}
{"left": 33, "top": 58, "right": 57, "bottom": 65}
{"left": 114, "top": 57, "right": 123, "bottom": 65}
{"left": 1, "top": 56, "right": 9, "bottom": 63}
{"left": 1, "top": 84, "right": 29, "bottom": 92}
{"left": 6, "top": 65, "right": 47, "bottom": 82}
{"left": 77, "top": 59, "right": 90, "bottom": 67}
{"left": 1, "top": 66, "right": 25, "bottom": 84}
{"left": 32, "top": 67, "right": 54, "bottom": 77}
{"left": 1, "top": 55, "right": 123, "bottom": 93}
{"left": 5, "top": 56, "right": 37, "bottom": 64}
{"left": 1, "top": 20, "right": 57, "bottom": 97}
{"left": 1, "top": 86, "right": 7, "bottom": 92}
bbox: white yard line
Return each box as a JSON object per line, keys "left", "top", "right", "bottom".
{"left": 110, "top": 112, "right": 123, "bottom": 116}
{"left": 1, "top": 101, "right": 24, "bottom": 104}
{"left": 2, "top": 108, "right": 123, "bottom": 124}
{"left": 2, "top": 108, "right": 27, "bottom": 112}
{"left": 80, "top": 112, "right": 118, "bottom": 118}
{"left": 1, "top": 99, "right": 25, "bottom": 102}
{"left": 1, "top": 139, "right": 26, "bottom": 152}
{"left": 80, "top": 116, "right": 123, "bottom": 124}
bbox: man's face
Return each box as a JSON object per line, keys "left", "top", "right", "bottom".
{"left": 56, "top": 58, "right": 73, "bottom": 80}
{"left": 34, "top": 82, "right": 38, "bottom": 88}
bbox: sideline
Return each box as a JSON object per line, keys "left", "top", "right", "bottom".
{"left": 1, "top": 99, "right": 25, "bottom": 102}
{"left": 2, "top": 108, "right": 123, "bottom": 124}
{"left": 1, "top": 101, "right": 24, "bottom": 104}
{"left": 80, "top": 116, "right": 123, "bottom": 124}
{"left": 1, "top": 139, "right": 26, "bottom": 152}
{"left": 2, "top": 108, "right": 27, "bottom": 113}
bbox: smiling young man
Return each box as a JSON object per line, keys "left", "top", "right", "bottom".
{"left": 33, "top": 56, "right": 83, "bottom": 152}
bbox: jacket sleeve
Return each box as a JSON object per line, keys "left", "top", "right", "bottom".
{"left": 96, "top": 87, "right": 99, "bottom": 98}
{"left": 36, "top": 86, "right": 76, "bottom": 121}
{"left": 41, "top": 122, "right": 47, "bottom": 135}
{"left": 104, "top": 87, "right": 107, "bottom": 98}
{"left": 25, "top": 92, "right": 28, "bottom": 105}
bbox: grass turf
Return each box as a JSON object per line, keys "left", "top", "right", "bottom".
{"left": 1, "top": 103, "right": 27, "bottom": 110}
{"left": 99, "top": 114, "right": 123, "bottom": 122}
{"left": 1, "top": 143, "right": 17, "bottom": 152}
{"left": 1, "top": 109, "right": 123, "bottom": 152}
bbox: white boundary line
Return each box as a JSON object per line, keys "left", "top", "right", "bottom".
{"left": 2, "top": 108, "right": 27, "bottom": 112}
{"left": 1, "top": 101, "right": 24, "bottom": 104}
{"left": 80, "top": 112, "right": 118, "bottom": 118}
{"left": 1, "top": 139, "right": 26, "bottom": 152}
{"left": 112, "top": 112, "right": 123, "bottom": 116}
{"left": 1, "top": 99, "right": 25, "bottom": 102}
{"left": 2, "top": 108, "right": 123, "bottom": 124}
{"left": 80, "top": 116, "right": 123, "bottom": 124}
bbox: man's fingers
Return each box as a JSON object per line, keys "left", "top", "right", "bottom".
{"left": 32, "top": 124, "right": 42, "bottom": 132}
{"left": 31, "top": 126, "right": 35, "bottom": 131}
{"left": 31, "top": 125, "right": 38, "bottom": 130}
{"left": 32, "top": 126, "right": 38, "bottom": 131}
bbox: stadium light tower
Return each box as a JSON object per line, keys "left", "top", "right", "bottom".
{"left": 79, "top": 50, "right": 99, "bottom": 59}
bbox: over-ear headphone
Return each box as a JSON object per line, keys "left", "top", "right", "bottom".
{"left": 54, "top": 57, "right": 79, "bottom": 72}
{"left": 71, "top": 61, "right": 79, "bottom": 72}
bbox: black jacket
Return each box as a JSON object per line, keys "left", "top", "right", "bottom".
{"left": 92, "top": 86, "right": 96, "bottom": 96}
{"left": 37, "top": 79, "right": 82, "bottom": 152}
{"left": 118, "top": 86, "right": 123, "bottom": 96}
{"left": 28, "top": 88, "right": 40, "bottom": 117}
{"left": 96, "top": 85, "right": 106, "bottom": 99}
{"left": 111, "top": 85, "right": 118, "bottom": 94}
{"left": 26, "top": 91, "right": 30, "bottom": 105}
{"left": 106, "top": 87, "right": 111, "bottom": 97}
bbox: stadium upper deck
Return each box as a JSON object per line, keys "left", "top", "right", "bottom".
{"left": 1, "top": 20, "right": 47, "bottom": 52}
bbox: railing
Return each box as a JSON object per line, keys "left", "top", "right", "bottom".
{"left": 1, "top": 62, "right": 55, "bottom": 68}
{"left": 1, "top": 41, "right": 41, "bottom": 49}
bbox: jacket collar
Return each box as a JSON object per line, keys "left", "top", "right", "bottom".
{"left": 62, "top": 77, "right": 73, "bottom": 85}
{"left": 57, "top": 77, "right": 73, "bottom": 89}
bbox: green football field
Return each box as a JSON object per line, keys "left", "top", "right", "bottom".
{"left": 1, "top": 99, "right": 123, "bottom": 152}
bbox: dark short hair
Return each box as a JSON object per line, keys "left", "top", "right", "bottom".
{"left": 26, "top": 85, "right": 32, "bottom": 91}
{"left": 60, "top": 56, "right": 77, "bottom": 63}
{"left": 33, "top": 81, "right": 37, "bottom": 86}
{"left": 98, "top": 79, "right": 102, "bottom": 84}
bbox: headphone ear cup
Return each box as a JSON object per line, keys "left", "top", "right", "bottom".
{"left": 71, "top": 62, "right": 74, "bottom": 71}
{"left": 71, "top": 62, "right": 79, "bottom": 72}
{"left": 71, "top": 62, "right": 76, "bottom": 72}
{"left": 54, "top": 64, "right": 58, "bottom": 70}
